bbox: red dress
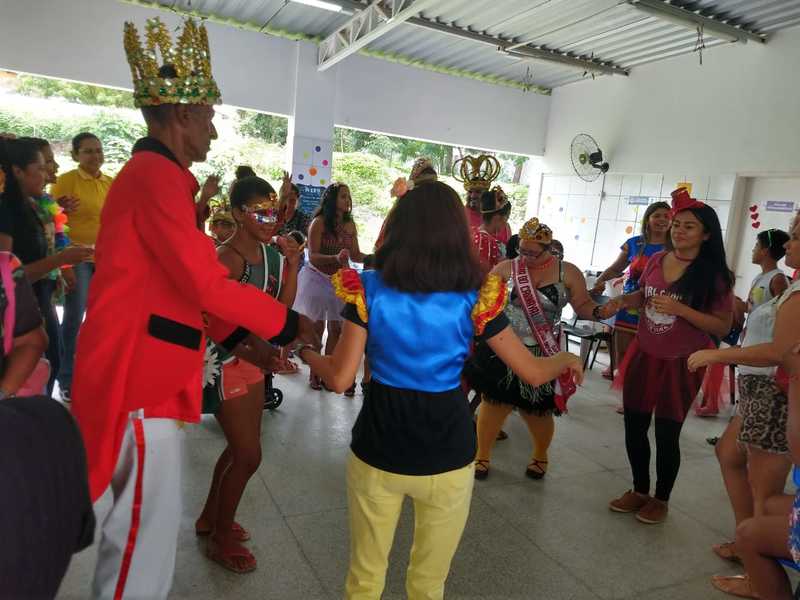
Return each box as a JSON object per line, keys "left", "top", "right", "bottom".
{"left": 620, "top": 251, "right": 733, "bottom": 422}
{"left": 71, "top": 138, "right": 297, "bottom": 500}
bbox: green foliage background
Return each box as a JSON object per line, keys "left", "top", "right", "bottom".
{"left": 0, "top": 73, "right": 531, "bottom": 250}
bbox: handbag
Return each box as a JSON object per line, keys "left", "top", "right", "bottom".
{"left": 0, "top": 252, "right": 50, "bottom": 396}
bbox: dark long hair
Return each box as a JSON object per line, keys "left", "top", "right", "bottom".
{"left": 637, "top": 201, "right": 671, "bottom": 257}
{"left": 376, "top": 181, "right": 482, "bottom": 293}
{"left": 314, "top": 183, "right": 351, "bottom": 235}
{"left": 0, "top": 138, "right": 45, "bottom": 256}
{"left": 480, "top": 190, "right": 512, "bottom": 225}
{"left": 670, "top": 205, "right": 735, "bottom": 310}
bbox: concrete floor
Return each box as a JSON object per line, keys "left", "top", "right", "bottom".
{"left": 57, "top": 363, "right": 767, "bottom": 600}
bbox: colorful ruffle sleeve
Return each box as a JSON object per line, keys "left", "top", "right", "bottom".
{"left": 471, "top": 273, "right": 508, "bottom": 336}
{"left": 332, "top": 268, "right": 368, "bottom": 324}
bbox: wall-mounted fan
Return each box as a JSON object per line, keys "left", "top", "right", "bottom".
{"left": 570, "top": 133, "right": 610, "bottom": 182}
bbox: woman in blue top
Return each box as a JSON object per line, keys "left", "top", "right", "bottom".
{"left": 592, "top": 202, "right": 671, "bottom": 378}
{"left": 297, "top": 181, "right": 583, "bottom": 600}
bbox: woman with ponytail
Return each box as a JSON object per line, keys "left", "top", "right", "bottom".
{"left": 605, "top": 187, "right": 734, "bottom": 525}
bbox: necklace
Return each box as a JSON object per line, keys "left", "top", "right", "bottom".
{"left": 529, "top": 255, "right": 555, "bottom": 271}
{"left": 673, "top": 252, "right": 695, "bottom": 263}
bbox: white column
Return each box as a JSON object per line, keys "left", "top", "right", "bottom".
{"left": 287, "top": 41, "right": 338, "bottom": 215}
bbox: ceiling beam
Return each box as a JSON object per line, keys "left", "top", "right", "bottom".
{"left": 318, "top": 0, "right": 441, "bottom": 70}
{"left": 627, "top": 0, "right": 767, "bottom": 44}
{"left": 325, "top": 0, "right": 628, "bottom": 76}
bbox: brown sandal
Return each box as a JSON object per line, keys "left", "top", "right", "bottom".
{"left": 195, "top": 521, "right": 251, "bottom": 542}
{"left": 206, "top": 539, "right": 257, "bottom": 574}
{"left": 712, "top": 541, "right": 742, "bottom": 564}
{"left": 525, "top": 459, "right": 548, "bottom": 480}
{"left": 474, "top": 459, "right": 490, "bottom": 481}
{"left": 710, "top": 574, "right": 759, "bottom": 599}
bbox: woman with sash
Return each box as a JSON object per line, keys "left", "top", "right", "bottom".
{"left": 606, "top": 188, "right": 734, "bottom": 525}
{"left": 464, "top": 217, "right": 611, "bottom": 481}
{"left": 197, "top": 176, "right": 302, "bottom": 573}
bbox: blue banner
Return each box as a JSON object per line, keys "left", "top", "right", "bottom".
{"left": 297, "top": 183, "right": 325, "bottom": 216}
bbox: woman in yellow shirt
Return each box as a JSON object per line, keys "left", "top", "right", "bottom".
{"left": 50, "top": 132, "right": 113, "bottom": 401}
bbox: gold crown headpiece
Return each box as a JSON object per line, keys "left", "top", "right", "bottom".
{"left": 519, "top": 218, "right": 553, "bottom": 245}
{"left": 453, "top": 154, "right": 501, "bottom": 192}
{"left": 123, "top": 17, "right": 221, "bottom": 108}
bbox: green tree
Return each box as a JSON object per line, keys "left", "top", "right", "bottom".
{"left": 236, "top": 110, "right": 288, "bottom": 145}
{"left": 14, "top": 74, "right": 135, "bottom": 108}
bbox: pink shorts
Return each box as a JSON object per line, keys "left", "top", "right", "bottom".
{"left": 220, "top": 358, "right": 264, "bottom": 400}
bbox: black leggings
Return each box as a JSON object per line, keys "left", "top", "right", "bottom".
{"left": 624, "top": 410, "right": 685, "bottom": 502}
{"left": 33, "top": 279, "right": 61, "bottom": 397}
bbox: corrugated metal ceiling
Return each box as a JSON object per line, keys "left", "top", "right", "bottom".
{"left": 133, "top": 0, "right": 800, "bottom": 91}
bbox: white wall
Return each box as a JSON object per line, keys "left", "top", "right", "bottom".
{"left": 542, "top": 27, "right": 800, "bottom": 177}
{"left": 334, "top": 53, "right": 550, "bottom": 156}
{"left": 732, "top": 178, "right": 800, "bottom": 297}
{"left": 0, "top": 0, "right": 550, "bottom": 156}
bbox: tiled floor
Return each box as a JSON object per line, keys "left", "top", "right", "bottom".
{"left": 57, "top": 364, "right": 775, "bottom": 599}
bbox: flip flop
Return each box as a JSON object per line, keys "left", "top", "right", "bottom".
{"left": 526, "top": 458, "right": 548, "bottom": 480}
{"left": 712, "top": 541, "right": 742, "bottom": 564}
{"left": 710, "top": 574, "right": 759, "bottom": 599}
{"left": 195, "top": 521, "right": 251, "bottom": 542}
{"left": 206, "top": 539, "right": 257, "bottom": 574}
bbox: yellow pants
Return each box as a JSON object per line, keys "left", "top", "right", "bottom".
{"left": 344, "top": 452, "right": 474, "bottom": 600}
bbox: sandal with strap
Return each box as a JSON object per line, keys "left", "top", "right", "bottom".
{"left": 274, "top": 359, "right": 299, "bottom": 375}
{"left": 710, "top": 574, "right": 760, "bottom": 599}
{"left": 194, "top": 521, "right": 250, "bottom": 542}
{"left": 526, "top": 459, "right": 548, "bottom": 480}
{"left": 309, "top": 373, "right": 322, "bottom": 391}
{"left": 195, "top": 521, "right": 251, "bottom": 542}
{"left": 712, "top": 541, "right": 742, "bottom": 564}
{"left": 206, "top": 539, "right": 257, "bottom": 574}
{"left": 474, "top": 459, "right": 490, "bottom": 481}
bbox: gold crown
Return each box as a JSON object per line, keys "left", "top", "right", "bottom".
{"left": 519, "top": 218, "right": 553, "bottom": 245}
{"left": 123, "top": 17, "right": 221, "bottom": 108}
{"left": 453, "top": 154, "right": 501, "bottom": 192}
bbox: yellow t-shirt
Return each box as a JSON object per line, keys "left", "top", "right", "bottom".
{"left": 50, "top": 167, "right": 113, "bottom": 245}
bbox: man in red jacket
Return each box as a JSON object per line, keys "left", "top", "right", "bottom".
{"left": 70, "top": 18, "right": 316, "bottom": 598}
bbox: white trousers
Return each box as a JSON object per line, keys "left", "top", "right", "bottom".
{"left": 91, "top": 416, "right": 184, "bottom": 600}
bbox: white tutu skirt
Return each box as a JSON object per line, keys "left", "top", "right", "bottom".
{"left": 293, "top": 265, "right": 345, "bottom": 322}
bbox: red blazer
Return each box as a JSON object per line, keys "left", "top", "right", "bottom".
{"left": 72, "top": 138, "right": 297, "bottom": 500}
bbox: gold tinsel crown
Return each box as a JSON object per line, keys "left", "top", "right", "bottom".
{"left": 519, "top": 218, "right": 553, "bottom": 245}
{"left": 453, "top": 154, "right": 501, "bottom": 192}
{"left": 123, "top": 17, "right": 221, "bottom": 108}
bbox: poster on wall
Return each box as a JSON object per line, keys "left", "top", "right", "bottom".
{"left": 291, "top": 136, "right": 332, "bottom": 188}
{"left": 765, "top": 200, "right": 796, "bottom": 213}
{"left": 296, "top": 183, "right": 325, "bottom": 216}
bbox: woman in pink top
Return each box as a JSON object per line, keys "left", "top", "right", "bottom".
{"left": 605, "top": 188, "right": 734, "bottom": 525}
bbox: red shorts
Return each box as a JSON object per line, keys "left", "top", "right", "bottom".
{"left": 220, "top": 358, "right": 264, "bottom": 400}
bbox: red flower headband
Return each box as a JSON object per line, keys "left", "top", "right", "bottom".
{"left": 670, "top": 187, "right": 705, "bottom": 218}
